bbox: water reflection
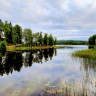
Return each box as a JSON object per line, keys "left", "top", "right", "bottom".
{"left": 0, "top": 48, "right": 57, "bottom": 76}
{"left": 1, "top": 45, "right": 96, "bottom": 96}
{"left": 71, "top": 56, "right": 96, "bottom": 96}
{"left": 80, "top": 58, "right": 96, "bottom": 87}
{"left": 42, "top": 55, "right": 96, "bottom": 96}
{"left": 72, "top": 56, "right": 96, "bottom": 78}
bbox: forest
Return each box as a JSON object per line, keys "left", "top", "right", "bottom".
{"left": 57, "top": 40, "right": 88, "bottom": 45}
{"left": 0, "top": 19, "right": 57, "bottom": 51}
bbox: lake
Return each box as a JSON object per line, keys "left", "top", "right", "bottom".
{"left": 0, "top": 45, "right": 96, "bottom": 96}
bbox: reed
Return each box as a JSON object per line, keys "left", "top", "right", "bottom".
{"left": 72, "top": 49, "right": 96, "bottom": 59}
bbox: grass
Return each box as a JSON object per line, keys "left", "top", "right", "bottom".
{"left": 6, "top": 46, "right": 60, "bottom": 51}
{"left": 72, "top": 49, "right": 96, "bottom": 59}
{"left": 6, "top": 44, "right": 74, "bottom": 52}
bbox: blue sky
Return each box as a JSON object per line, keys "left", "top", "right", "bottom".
{"left": 0, "top": 0, "right": 96, "bottom": 40}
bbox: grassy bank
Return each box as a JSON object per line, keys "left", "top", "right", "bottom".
{"left": 6, "top": 46, "right": 61, "bottom": 52}
{"left": 73, "top": 49, "right": 96, "bottom": 59}
{"left": 6, "top": 45, "right": 74, "bottom": 52}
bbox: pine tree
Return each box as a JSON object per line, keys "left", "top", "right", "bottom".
{"left": 3, "top": 21, "right": 12, "bottom": 44}
{"left": 54, "top": 37, "right": 57, "bottom": 45}
{"left": 12, "top": 25, "right": 22, "bottom": 44}
{"left": 44, "top": 33, "right": 48, "bottom": 46}
{"left": 49, "top": 34, "right": 54, "bottom": 46}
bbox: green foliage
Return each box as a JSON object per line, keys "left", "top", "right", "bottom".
{"left": 9, "top": 22, "right": 13, "bottom": 43}
{"left": 72, "top": 49, "right": 96, "bottom": 59}
{"left": 0, "top": 19, "right": 57, "bottom": 47}
{"left": 38, "top": 32, "right": 43, "bottom": 45}
{"left": 44, "top": 33, "right": 48, "bottom": 46}
{"left": 0, "top": 19, "right": 3, "bottom": 31}
{"left": 0, "top": 41, "right": 7, "bottom": 52}
{"left": 33, "top": 32, "right": 40, "bottom": 46}
{"left": 73, "top": 34, "right": 96, "bottom": 60}
{"left": 13, "top": 24, "right": 22, "bottom": 44}
{"left": 49, "top": 34, "right": 54, "bottom": 46}
{"left": 12, "top": 27, "right": 18, "bottom": 44}
{"left": 89, "top": 34, "right": 96, "bottom": 45}
{"left": 3, "top": 21, "right": 13, "bottom": 44}
{"left": 0, "top": 19, "right": 3, "bottom": 40}
{"left": 57, "top": 40, "right": 88, "bottom": 45}
{"left": 89, "top": 36, "right": 94, "bottom": 45}
{"left": 54, "top": 37, "right": 57, "bottom": 45}
{"left": 3, "top": 20, "right": 22, "bottom": 45}
{"left": 23, "top": 28, "right": 33, "bottom": 46}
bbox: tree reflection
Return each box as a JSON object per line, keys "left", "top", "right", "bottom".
{"left": 49, "top": 48, "right": 54, "bottom": 60}
{"left": 44, "top": 49, "right": 49, "bottom": 62}
{"left": 80, "top": 58, "right": 96, "bottom": 78}
{"left": 72, "top": 55, "right": 96, "bottom": 93}
{"left": 0, "top": 48, "right": 56, "bottom": 76}
{"left": 2, "top": 52, "right": 23, "bottom": 75}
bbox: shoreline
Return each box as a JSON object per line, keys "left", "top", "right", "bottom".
{"left": 72, "top": 49, "right": 96, "bottom": 59}
{"left": 6, "top": 45, "right": 73, "bottom": 52}
{"left": 6, "top": 46, "right": 60, "bottom": 52}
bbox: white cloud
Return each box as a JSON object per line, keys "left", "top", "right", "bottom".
{"left": 0, "top": 0, "right": 96, "bottom": 40}
{"left": 58, "top": 0, "right": 70, "bottom": 11}
{"left": 0, "top": 11, "right": 11, "bottom": 19}
{"left": 58, "top": 36, "right": 89, "bottom": 40}
{"left": 0, "top": 0, "right": 12, "bottom": 10}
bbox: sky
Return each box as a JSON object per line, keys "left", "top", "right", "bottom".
{"left": 0, "top": 0, "right": 96, "bottom": 40}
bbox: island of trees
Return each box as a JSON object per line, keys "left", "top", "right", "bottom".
{"left": 0, "top": 19, "right": 57, "bottom": 51}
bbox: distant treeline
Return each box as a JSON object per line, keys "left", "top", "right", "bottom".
{"left": 57, "top": 40, "right": 88, "bottom": 45}
{"left": 0, "top": 19, "right": 57, "bottom": 46}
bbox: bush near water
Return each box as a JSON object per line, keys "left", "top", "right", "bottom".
{"left": 0, "top": 41, "right": 7, "bottom": 51}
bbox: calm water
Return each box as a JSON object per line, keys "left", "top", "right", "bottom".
{"left": 0, "top": 45, "right": 96, "bottom": 96}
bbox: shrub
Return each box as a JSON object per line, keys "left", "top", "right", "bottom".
{"left": 0, "top": 41, "right": 7, "bottom": 52}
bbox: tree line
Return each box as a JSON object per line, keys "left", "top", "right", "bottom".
{"left": 0, "top": 19, "right": 57, "bottom": 46}
{"left": 57, "top": 40, "right": 88, "bottom": 45}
